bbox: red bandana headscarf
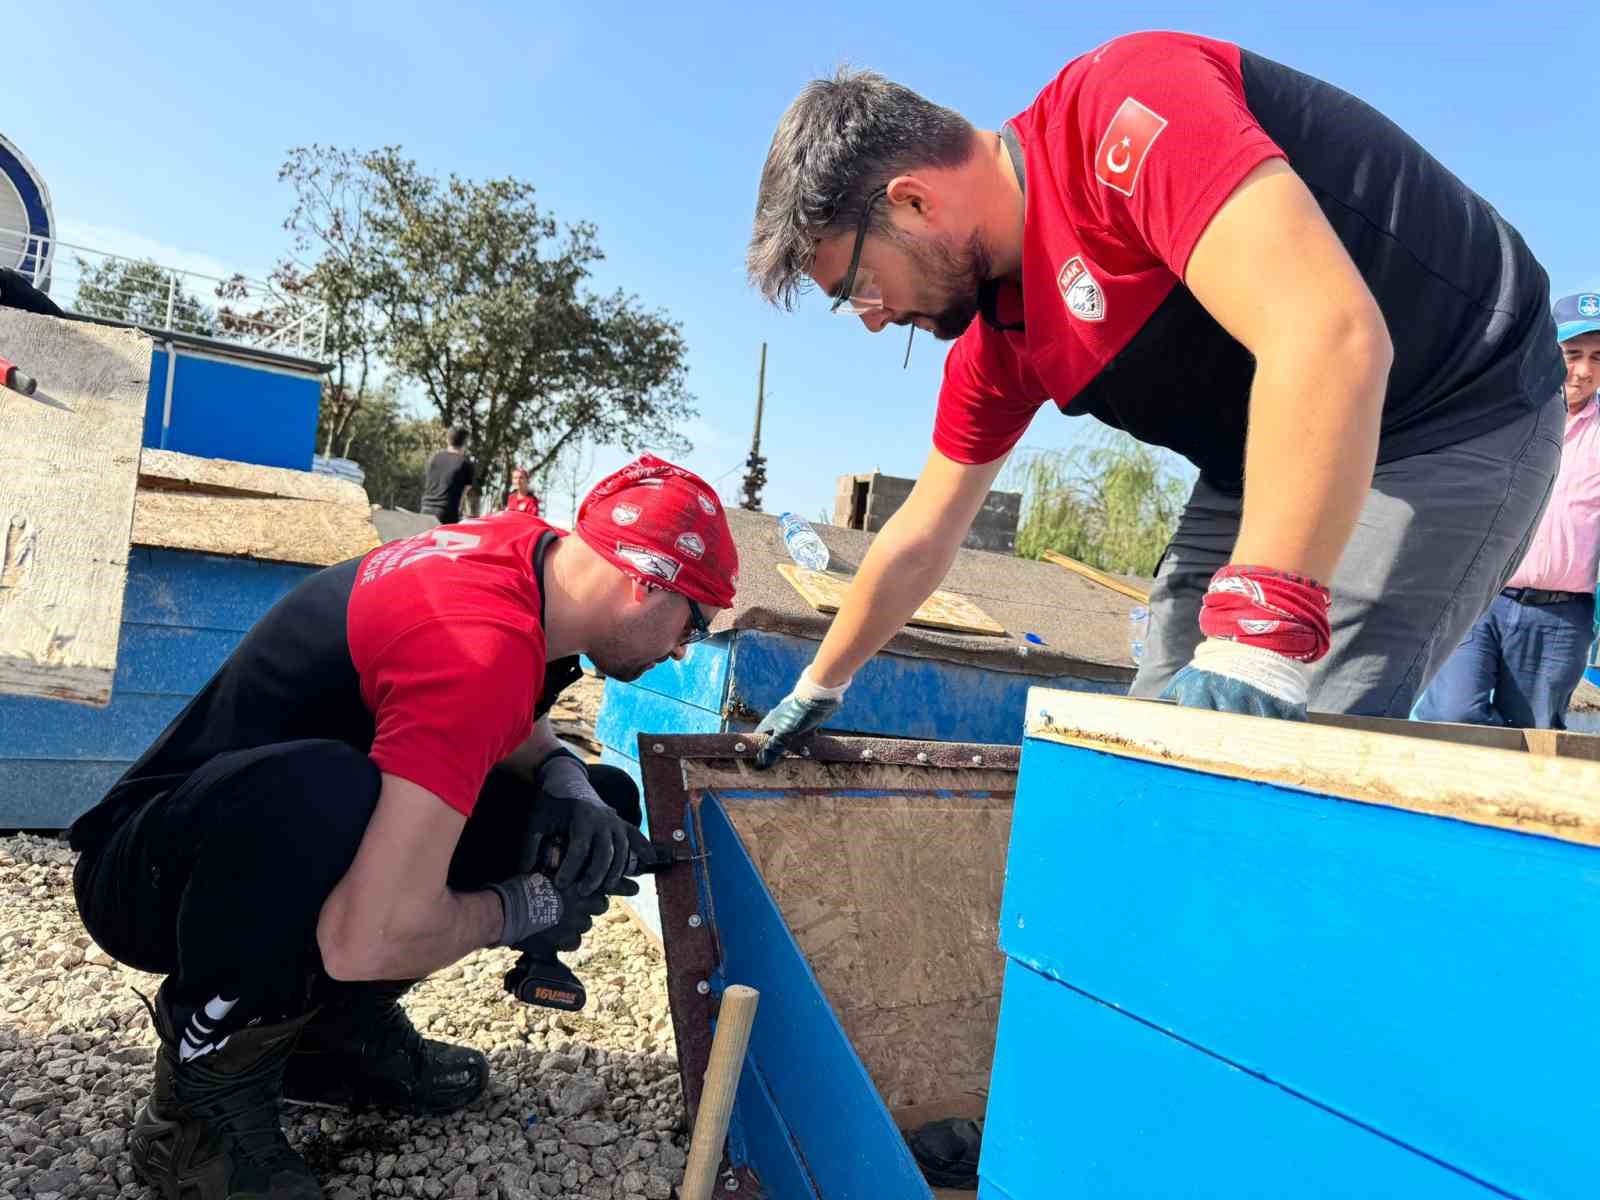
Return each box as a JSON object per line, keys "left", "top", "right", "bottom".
{"left": 576, "top": 455, "right": 739, "bottom": 609}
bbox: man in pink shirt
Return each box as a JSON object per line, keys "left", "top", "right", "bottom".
{"left": 1417, "top": 292, "right": 1600, "bottom": 728}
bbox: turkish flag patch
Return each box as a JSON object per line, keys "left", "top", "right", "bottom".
{"left": 1094, "top": 97, "right": 1168, "bottom": 197}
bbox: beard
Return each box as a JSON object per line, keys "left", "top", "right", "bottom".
{"left": 901, "top": 229, "right": 993, "bottom": 340}
{"left": 585, "top": 623, "right": 670, "bottom": 683}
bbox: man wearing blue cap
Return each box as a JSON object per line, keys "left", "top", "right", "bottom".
{"left": 1416, "top": 293, "right": 1600, "bottom": 728}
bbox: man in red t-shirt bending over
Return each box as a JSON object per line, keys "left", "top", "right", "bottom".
{"left": 67, "top": 455, "right": 737, "bottom": 1200}
{"left": 747, "top": 31, "right": 1562, "bottom": 758}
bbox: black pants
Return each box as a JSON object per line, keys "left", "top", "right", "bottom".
{"left": 72, "top": 740, "right": 639, "bottom": 1017}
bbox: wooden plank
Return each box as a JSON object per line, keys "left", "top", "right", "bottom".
{"left": 775, "top": 562, "right": 1006, "bottom": 636}
{"left": 131, "top": 491, "right": 381, "bottom": 567}
{"left": 0, "top": 312, "right": 150, "bottom": 705}
{"left": 139, "top": 447, "right": 369, "bottom": 506}
{"left": 983, "top": 958, "right": 1504, "bottom": 1199}
{"left": 1001, "top": 738, "right": 1600, "bottom": 1197}
{"left": 1312, "top": 710, "right": 1600, "bottom": 761}
{"left": 1040, "top": 550, "right": 1150, "bottom": 604}
{"left": 1027, "top": 689, "right": 1600, "bottom": 847}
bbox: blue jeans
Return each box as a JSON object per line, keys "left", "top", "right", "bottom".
{"left": 1414, "top": 592, "right": 1595, "bottom": 728}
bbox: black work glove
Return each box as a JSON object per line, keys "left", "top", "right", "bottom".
{"left": 489, "top": 869, "right": 623, "bottom": 951}
{"left": 534, "top": 749, "right": 649, "bottom": 895}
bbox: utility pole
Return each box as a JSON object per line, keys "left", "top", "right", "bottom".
{"left": 739, "top": 342, "right": 769, "bottom": 512}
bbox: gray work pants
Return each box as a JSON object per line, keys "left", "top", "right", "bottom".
{"left": 1130, "top": 397, "right": 1564, "bottom": 717}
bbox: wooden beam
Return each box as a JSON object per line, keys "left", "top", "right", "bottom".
{"left": 0, "top": 313, "right": 150, "bottom": 706}
{"left": 1041, "top": 550, "right": 1151, "bottom": 604}
{"left": 1027, "top": 690, "right": 1600, "bottom": 848}
{"left": 139, "top": 447, "right": 368, "bottom": 506}
{"left": 131, "top": 491, "right": 380, "bottom": 567}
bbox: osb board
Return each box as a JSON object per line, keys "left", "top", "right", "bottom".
{"left": 775, "top": 562, "right": 1005, "bottom": 636}
{"left": 139, "top": 447, "right": 369, "bottom": 507}
{"left": 722, "top": 791, "right": 1012, "bottom": 1109}
{"left": 1028, "top": 690, "right": 1600, "bottom": 848}
{"left": 132, "top": 491, "right": 381, "bottom": 567}
{"left": 0, "top": 311, "right": 150, "bottom": 705}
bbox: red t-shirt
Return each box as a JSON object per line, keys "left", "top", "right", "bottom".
{"left": 933, "top": 32, "right": 1283, "bottom": 466}
{"left": 347, "top": 516, "right": 553, "bottom": 815}
{"left": 506, "top": 493, "right": 540, "bottom": 515}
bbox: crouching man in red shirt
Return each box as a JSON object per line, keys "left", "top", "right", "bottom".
{"left": 67, "top": 455, "right": 737, "bottom": 1200}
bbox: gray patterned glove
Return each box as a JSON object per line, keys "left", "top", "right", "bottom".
{"left": 490, "top": 872, "right": 610, "bottom": 951}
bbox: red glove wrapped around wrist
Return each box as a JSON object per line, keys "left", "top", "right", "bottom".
{"left": 1197, "top": 565, "right": 1332, "bottom": 663}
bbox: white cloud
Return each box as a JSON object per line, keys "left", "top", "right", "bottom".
{"left": 52, "top": 217, "right": 260, "bottom": 283}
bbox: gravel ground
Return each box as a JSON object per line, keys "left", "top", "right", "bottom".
{"left": 0, "top": 833, "right": 692, "bottom": 1200}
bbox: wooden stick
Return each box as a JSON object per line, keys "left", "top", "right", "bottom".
{"left": 1040, "top": 550, "right": 1151, "bottom": 604}
{"left": 681, "top": 984, "right": 760, "bottom": 1200}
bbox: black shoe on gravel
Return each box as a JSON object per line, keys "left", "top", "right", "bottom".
{"left": 280, "top": 981, "right": 487, "bottom": 1115}
{"left": 130, "top": 985, "right": 322, "bottom": 1200}
{"left": 908, "top": 1117, "right": 983, "bottom": 1190}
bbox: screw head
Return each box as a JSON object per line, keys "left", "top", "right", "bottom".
{"left": 734, "top": 741, "right": 747, "bottom": 752}
{"left": 972, "top": 754, "right": 984, "bottom": 765}
{"left": 916, "top": 752, "right": 929, "bottom": 763}
{"left": 696, "top": 980, "right": 711, "bottom": 995}
{"left": 860, "top": 749, "right": 873, "bottom": 760}
{"left": 672, "top": 828, "right": 687, "bottom": 842}
{"left": 652, "top": 743, "right": 665, "bottom": 753}
{"left": 688, "top": 914, "right": 703, "bottom": 928}
{"left": 724, "top": 1177, "right": 739, "bottom": 1192}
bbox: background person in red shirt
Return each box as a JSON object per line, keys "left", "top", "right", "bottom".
{"left": 1415, "top": 293, "right": 1600, "bottom": 729}
{"left": 501, "top": 465, "right": 541, "bottom": 516}
{"left": 745, "top": 31, "right": 1562, "bottom": 762}
{"left": 66, "top": 456, "right": 736, "bottom": 1200}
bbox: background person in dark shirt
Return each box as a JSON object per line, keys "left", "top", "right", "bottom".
{"left": 66, "top": 457, "right": 737, "bottom": 1200}
{"left": 420, "top": 424, "right": 478, "bottom": 523}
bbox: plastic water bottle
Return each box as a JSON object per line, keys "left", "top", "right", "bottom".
{"left": 778, "top": 512, "right": 830, "bottom": 572}
{"left": 1128, "top": 604, "right": 1151, "bottom": 666}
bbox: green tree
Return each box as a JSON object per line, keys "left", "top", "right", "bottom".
{"left": 1006, "top": 433, "right": 1192, "bottom": 576}
{"left": 357, "top": 148, "right": 695, "bottom": 496}
{"left": 321, "top": 379, "right": 440, "bottom": 511}
{"left": 72, "top": 256, "right": 214, "bottom": 335}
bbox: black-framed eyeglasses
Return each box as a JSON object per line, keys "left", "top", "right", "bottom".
{"left": 647, "top": 581, "right": 712, "bottom": 646}
{"left": 829, "top": 185, "right": 888, "bottom": 314}
{"left": 682, "top": 595, "right": 711, "bottom": 646}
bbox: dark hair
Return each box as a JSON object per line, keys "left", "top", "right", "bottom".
{"left": 447, "top": 424, "right": 470, "bottom": 449}
{"left": 748, "top": 66, "right": 976, "bottom": 309}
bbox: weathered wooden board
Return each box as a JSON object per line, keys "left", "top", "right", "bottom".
{"left": 1028, "top": 690, "right": 1600, "bottom": 848}
{"left": 1041, "top": 549, "right": 1151, "bottom": 604}
{"left": 775, "top": 562, "right": 1006, "bottom": 636}
{"left": 0, "top": 312, "right": 151, "bottom": 705}
{"left": 1312, "top": 709, "right": 1600, "bottom": 761}
{"left": 139, "top": 447, "right": 368, "bottom": 506}
{"left": 131, "top": 491, "right": 380, "bottom": 567}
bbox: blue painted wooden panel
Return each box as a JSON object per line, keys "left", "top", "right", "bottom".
{"left": 700, "top": 794, "right": 933, "bottom": 1199}
{"left": 595, "top": 682, "right": 724, "bottom": 761}
{"left": 124, "top": 549, "right": 315, "bottom": 632}
{"left": 727, "top": 630, "right": 1125, "bottom": 743}
{"left": 145, "top": 348, "right": 320, "bottom": 470}
{"left": 728, "top": 1054, "right": 820, "bottom": 1200}
{"left": 114, "top": 624, "right": 241, "bottom": 695}
{"left": 982, "top": 958, "right": 1502, "bottom": 1199}
{"left": 1002, "top": 736, "right": 1600, "bottom": 1197}
{"left": 0, "top": 761, "right": 127, "bottom": 828}
{"left": 0, "top": 692, "right": 188, "bottom": 761}
{"left": 622, "top": 637, "right": 732, "bottom": 712}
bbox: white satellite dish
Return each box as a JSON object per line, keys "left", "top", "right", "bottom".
{"left": 0, "top": 133, "right": 55, "bottom": 290}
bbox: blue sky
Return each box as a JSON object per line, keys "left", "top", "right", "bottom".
{"left": 9, "top": 0, "right": 1598, "bottom": 522}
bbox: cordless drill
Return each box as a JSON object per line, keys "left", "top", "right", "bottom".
{"left": 502, "top": 834, "right": 691, "bottom": 1011}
